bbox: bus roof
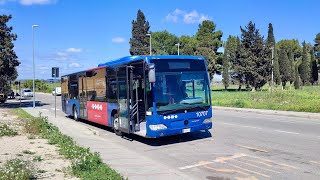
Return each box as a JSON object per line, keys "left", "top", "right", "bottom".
{"left": 62, "top": 55, "right": 205, "bottom": 77}
{"left": 98, "top": 55, "right": 204, "bottom": 67}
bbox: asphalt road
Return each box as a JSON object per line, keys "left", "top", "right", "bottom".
{"left": 5, "top": 93, "right": 320, "bottom": 180}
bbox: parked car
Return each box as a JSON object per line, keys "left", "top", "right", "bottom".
{"left": 52, "top": 87, "right": 61, "bottom": 96}
{"left": 21, "top": 88, "right": 33, "bottom": 97}
{"left": 0, "top": 93, "right": 7, "bottom": 103}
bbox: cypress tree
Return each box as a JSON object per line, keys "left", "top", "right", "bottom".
{"left": 288, "top": 51, "right": 295, "bottom": 86}
{"left": 129, "top": 10, "right": 150, "bottom": 55}
{"left": 278, "top": 48, "right": 290, "bottom": 89}
{"left": 222, "top": 51, "right": 229, "bottom": 90}
{"left": 239, "top": 21, "right": 270, "bottom": 90}
{"left": 310, "top": 49, "right": 318, "bottom": 85}
{"left": 266, "top": 23, "right": 281, "bottom": 86}
{"left": 294, "top": 64, "right": 300, "bottom": 89}
{"left": 300, "top": 41, "right": 310, "bottom": 85}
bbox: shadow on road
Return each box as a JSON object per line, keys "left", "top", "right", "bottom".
{"left": 0, "top": 98, "right": 49, "bottom": 109}
{"left": 75, "top": 117, "right": 212, "bottom": 146}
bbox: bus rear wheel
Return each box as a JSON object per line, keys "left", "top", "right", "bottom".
{"left": 113, "top": 114, "right": 122, "bottom": 136}
{"left": 73, "top": 106, "right": 79, "bottom": 121}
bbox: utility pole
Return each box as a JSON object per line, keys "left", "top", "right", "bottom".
{"left": 32, "top": 24, "right": 39, "bottom": 108}
{"left": 270, "top": 47, "right": 274, "bottom": 92}
{"left": 146, "top": 33, "right": 151, "bottom": 55}
{"left": 175, "top": 42, "right": 180, "bottom": 55}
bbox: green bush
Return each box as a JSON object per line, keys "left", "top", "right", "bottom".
{"left": 0, "top": 159, "right": 34, "bottom": 180}
{"left": 0, "top": 124, "right": 17, "bottom": 137}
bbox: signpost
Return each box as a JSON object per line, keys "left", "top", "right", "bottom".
{"left": 52, "top": 67, "right": 59, "bottom": 118}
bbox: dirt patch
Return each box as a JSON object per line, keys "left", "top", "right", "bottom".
{"left": 0, "top": 109, "right": 78, "bottom": 180}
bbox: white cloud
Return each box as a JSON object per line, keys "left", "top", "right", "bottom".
{"left": 19, "top": 0, "right": 56, "bottom": 5}
{"left": 68, "top": 62, "right": 81, "bottom": 68}
{"left": 112, "top": 37, "right": 126, "bottom": 43}
{"left": 165, "top": 9, "right": 211, "bottom": 24}
{"left": 66, "top": 48, "right": 82, "bottom": 53}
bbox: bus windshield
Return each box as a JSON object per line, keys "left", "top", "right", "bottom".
{"left": 151, "top": 59, "right": 211, "bottom": 115}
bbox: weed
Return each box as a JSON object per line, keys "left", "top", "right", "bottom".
{"left": 22, "top": 150, "right": 35, "bottom": 155}
{"left": 33, "top": 156, "right": 43, "bottom": 162}
{"left": 16, "top": 154, "right": 23, "bottom": 157}
{"left": 30, "top": 141, "right": 35, "bottom": 144}
{"left": 0, "top": 159, "right": 34, "bottom": 179}
{"left": 0, "top": 124, "right": 17, "bottom": 137}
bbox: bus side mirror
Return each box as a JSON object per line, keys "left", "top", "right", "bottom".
{"left": 148, "top": 63, "right": 156, "bottom": 83}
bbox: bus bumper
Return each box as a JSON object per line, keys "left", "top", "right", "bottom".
{"left": 146, "top": 122, "right": 212, "bottom": 138}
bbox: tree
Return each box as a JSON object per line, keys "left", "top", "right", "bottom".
{"left": 129, "top": 10, "right": 150, "bottom": 55}
{"left": 278, "top": 48, "right": 290, "bottom": 89}
{"left": 300, "top": 41, "right": 310, "bottom": 85}
{"left": 294, "top": 64, "right": 300, "bottom": 89}
{"left": 310, "top": 49, "right": 318, "bottom": 85}
{"left": 266, "top": 23, "right": 281, "bottom": 86}
{"left": 288, "top": 51, "right": 295, "bottom": 86}
{"left": 314, "top": 33, "right": 320, "bottom": 72}
{"left": 224, "top": 35, "right": 241, "bottom": 89}
{"left": 238, "top": 21, "right": 270, "bottom": 90}
{"left": 151, "top": 31, "right": 179, "bottom": 55}
{"left": 277, "top": 39, "right": 302, "bottom": 60}
{"left": 0, "top": 15, "right": 20, "bottom": 93}
{"left": 179, "top": 35, "right": 197, "bottom": 55}
{"left": 195, "top": 20, "right": 223, "bottom": 77}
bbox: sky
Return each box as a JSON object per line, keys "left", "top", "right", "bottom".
{"left": 1, "top": 0, "right": 319, "bottom": 80}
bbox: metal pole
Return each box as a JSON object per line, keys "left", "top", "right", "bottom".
{"left": 54, "top": 75, "right": 56, "bottom": 118}
{"left": 32, "top": 25, "right": 38, "bottom": 108}
{"left": 32, "top": 26, "right": 35, "bottom": 108}
{"left": 149, "top": 34, "right": 151, "bottom": 56}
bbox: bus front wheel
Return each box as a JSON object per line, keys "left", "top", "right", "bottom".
{"left": 113, "top": 114, "right": 122, "bottom": 136}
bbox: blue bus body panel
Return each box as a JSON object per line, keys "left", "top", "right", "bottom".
{"left": 63, "top": 99, "right": 80, "bottom": 117}
{"left": 146, "top": 106, "right": 213, "bottom": 138}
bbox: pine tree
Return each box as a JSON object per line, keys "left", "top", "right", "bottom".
{"left": 294, "top": 64, "right": 300, "bottom": 89}
{"left": 129, "top": 10, "right": 150, "bottom": 55}
{"left": 315, "top": 33, "right": 320, "bottom": 70}
{"left": 300, "top": 41, "right": 310, "bottom": 85}
{"left": 310, "top": 49, "right": 318, "bottom": 85}
{"left": 225, "top": 36, "right": 242, "bottom": 90}
{"left": 239, "top": 21, "right": 270, "bottom": 90}
{"left": 278, "top": 48, "right": 290, "bottom": 89}
{"left": 266, "top": 23, "right": 281, "bottom": 86}
{"left": 0, "top": 15, "right": 20, "bottom": 93}
{"left": 195, "top": 20, "right": 223, "bottom": 77}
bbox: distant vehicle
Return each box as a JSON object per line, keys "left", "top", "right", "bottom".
{"left": 7, "top": 90, "right": 15, "bottom": 99}
{"left": 52, "top": 87, "right": 61, "bottom": 96}
{"left": 0, "top": 93, "right": 7, "bottom": 103}
{"left": 61, "top": 55, "right": 212, "bottom": 138}
{"left": 21, "top": 88, "right": 33, "bottom": 97}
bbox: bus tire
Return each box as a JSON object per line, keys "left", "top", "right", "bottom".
{"left": 73, "top": 106, "right": 79, "bottom": 121}
{"left": 113, "top": 114, "right": 122, "bottom": 136}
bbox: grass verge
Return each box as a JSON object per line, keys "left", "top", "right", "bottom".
{"left": 0, "top": 124, "right": 17, "bottom": 137}
{"left": 12, "top": 108, "right": 123, "bottom": 180}
{"left": 0, "top": 159, "right": 34, "bottom": 179}
{"left": 211, "top": 86, "right": 320, "bottom": 113}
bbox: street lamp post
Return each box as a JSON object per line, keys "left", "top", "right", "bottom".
{"left": 175, "top": 42, "right": 180, "bottom": 55}
{"left": 270, "top": 47, "right": 274, "bottom": 92}
{"left": 32, "top": 25, "right": 39, "bottom": 108}
{"left": 146, "top": 33, "right": 151, "bottom": 55}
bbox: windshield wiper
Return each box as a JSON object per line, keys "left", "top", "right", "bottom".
{"left": 157, "top": 108, "right": 185, "bottom": 115}
{"left": 187, "top": 105, "right": 209, "bottom": 111}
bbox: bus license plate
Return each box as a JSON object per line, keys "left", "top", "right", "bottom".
{"left": 182, "top": 128, "right": 190, "bottom": 133}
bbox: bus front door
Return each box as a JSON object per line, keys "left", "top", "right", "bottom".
{"left": 79, "top": 74, "right": 88, "bottom": 119}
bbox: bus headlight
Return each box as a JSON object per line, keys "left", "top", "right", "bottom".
{"left": 149, "top": 124, "right": 167, "bottom": 131}
{"left": 203, "top": 118, "right": 212, "bottom": 123}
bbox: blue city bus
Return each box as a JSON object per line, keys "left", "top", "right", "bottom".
{"left": 61, "top": 55, "right": 212, "bottom": 138}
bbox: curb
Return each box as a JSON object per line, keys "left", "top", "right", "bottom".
{"left": 212, "top": 106, "right": 320, "bottom": 120}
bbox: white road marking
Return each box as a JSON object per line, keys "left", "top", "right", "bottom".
{"left": 41, "top": 109, "right": 49, "bottom": 111}
{"left": 274, "top": 130, "right": 300, "bottom": 135}
{"left": 50, "top": 108, "right": 60, "bottom": 111}
{"left": 220, "top": 122, "right": 262, "bottom": 130}
{"left": 179, "top": 153, "right": 246, "bottom": 170}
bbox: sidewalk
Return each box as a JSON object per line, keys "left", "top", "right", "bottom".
{"left": 213, "top": 106, "right": 320, "bottom": 120}
{"left": 22, "top": 107, "right": 191, "bottom": 180}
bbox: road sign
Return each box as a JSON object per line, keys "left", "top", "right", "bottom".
{"left": 52, "top": 67, "right": 59, "bottom": 78}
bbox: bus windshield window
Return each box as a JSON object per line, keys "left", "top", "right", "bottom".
{"left": 151, "top": 59, "right": 211, "bottom": 115}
